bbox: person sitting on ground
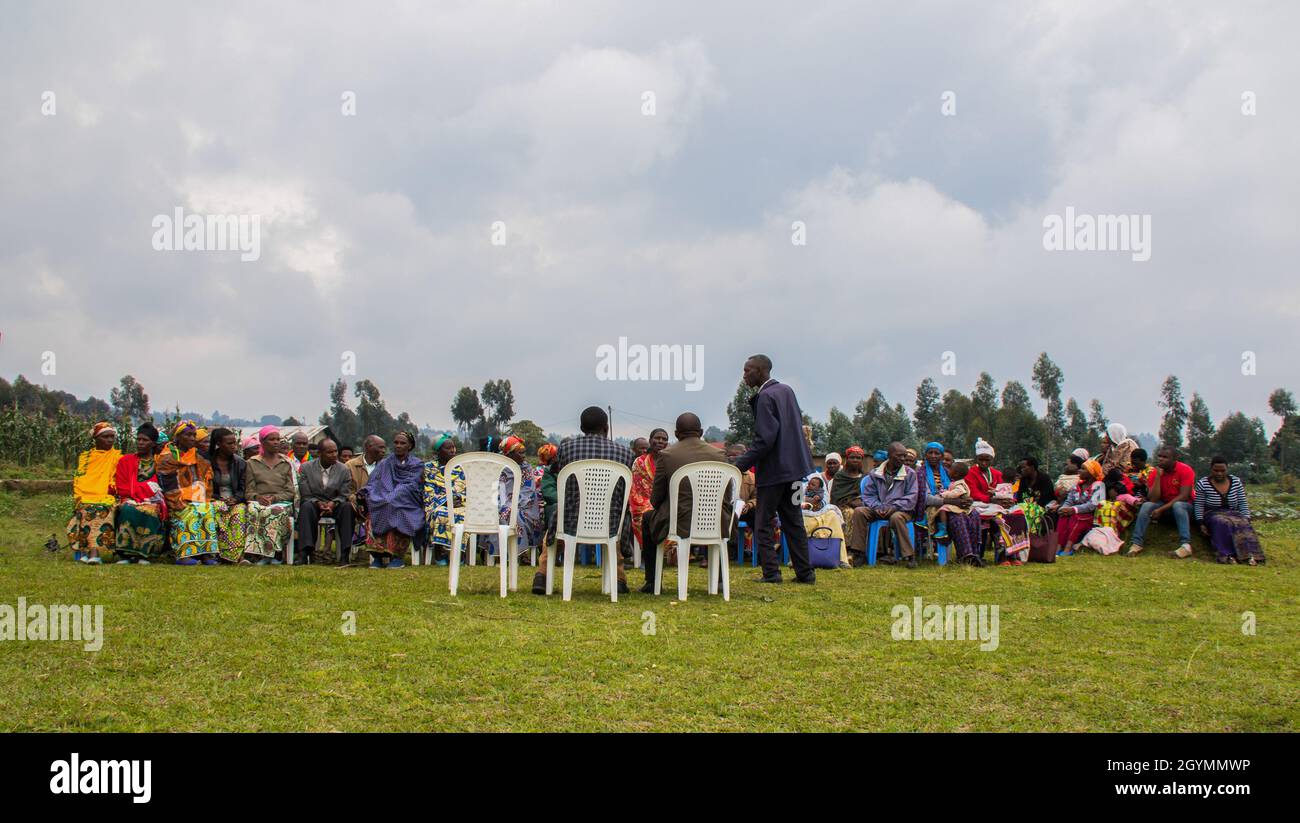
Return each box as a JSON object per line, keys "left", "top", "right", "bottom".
{"left": 1126, "top": 448, "right": 1151, "bottom": 499}
{"left": 1054, "top": 452, "right": 1086, "bottom": 499}
{"left": 846, "top": 441, "right": 920, "bottom": 568}
{"left": 640, "top": 413, "right": 733, "bottom": 592}
{"left": 243, "top": 426, "right": 298, "bottom": 564}
{"left": 1056, "top": 459, "right": 1104, "bottom": 556}
{"left": 68, "top": 421, "right": 121, "bottom": 564}
{"left": 533, "top": 406, "right": 634, "bottom": 595}
{"left": 1127, "top": 445, "right": 1196, "bottom": 558}
{"left": 113, "top": 422, "right": 167, "bottom": 564}
{"left": 1078, "top": 478, "right": 1135, "bottom": 555}
{"left": 1099, "top": 422, "right": 1138, "bottom": 474}
{"left": 1195, "top": 456, "right": 1265, "bottom": 566}
{"left": 297, "top": 438, "right": 355, "bottom": 564}
{"left": 935, "top": 462, "right": 972, "bottom": 540}
{"left": 800, "top": 475, "right": 850, "bottom": 570}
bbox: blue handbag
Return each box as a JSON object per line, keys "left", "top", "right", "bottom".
{"left": 807, "top": 526, "right": 841, "bottom": 569}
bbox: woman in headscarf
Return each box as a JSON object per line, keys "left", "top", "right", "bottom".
{"left": 156, "top": 420, "right": 219, "bottom": 564}
{"left": 1056, "top": 458, "right": 1104, "bottom": 556}
{"left": 1099, "top": 423, "right": 1138, "bottom": 474}
{"left": 241, "top": 434, "right": 260, "bottom": 461}
{"left": 629, "top": 428, "right": 669, "bottom": 551}
{"left": 243, "top": 425, "right": 297, "bottom": 564}
{"left": 967, "top": 438, "right": 1003, "bottom": 504}
{"left": 537, "top": 442, "right": 559, "bottom": 542}
{"left": 422, "top": 434, "right": 466, "bottom": 564}
{"left": 499, "top": 435, "right": 543, "bottom": 559}
{"left": 363, "top": 430, "right": 425, "bottom": 568}
{"left": 918, "top": 441, "right": 982, "bottom": 565}
{"left": 67, "top": 421, "right": 122, "bottom": 564}
{"left": 209, "top": 427, "right": 250, "bottom": 563}
{"left": 113, "top": 422, "right": 167, "bottom": 563}
{"left": 800, "top": 475, "right": 850, "bottom": 569}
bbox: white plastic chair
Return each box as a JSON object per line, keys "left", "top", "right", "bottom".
{"left": 655, "top": 463, "right": 741, "bottom": 602}
{"left": 446, "top": 452, "right": 520, "bottom": 598}
{"left": 551, "top": 460, "right": 631, "bottom": 602}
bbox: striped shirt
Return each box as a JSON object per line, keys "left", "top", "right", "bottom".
{"left": 1193, "top": 475, "right": 1250, "bottom": 521}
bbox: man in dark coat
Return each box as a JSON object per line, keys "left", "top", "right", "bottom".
{"left": 733, "top": 354, "right": 816, "bottom": 584}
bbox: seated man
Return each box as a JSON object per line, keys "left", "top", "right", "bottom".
{"left": 846, "top": 442, "right": 920, "bottom": 568}
{"left": 1127, "top": 445, "right": 1195, "bottom": 558}
{"left": 346, "top": 434, "right": 386, "bottom": 551}
{"left": 641, "top": 413, "right": 733, "bottom": 593}
{"left": 296, "top": 439, "right": 355, "bottom": 563}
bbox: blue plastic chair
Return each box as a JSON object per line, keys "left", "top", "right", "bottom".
{"left": 914, "top": 524, "right": 948, "bottom": 566}
{"left": 738, "top": 519, "right": 789, "bottom": 566}
{"left": 866, "top": 518, "right": 917, "bottom": 565}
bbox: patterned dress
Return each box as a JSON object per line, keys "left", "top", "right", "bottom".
{"left": 157, "top": 445, "right": 218, "bottom": 559}
{"left": 67, "top": 447, "right": 121, "bottom": 553}
{"left": 500, "top": 459, "right": 543, "bottom": 549}
{"left": 423, "top": 459, "right": 466, "bottom": 549}
{"left": 629, "top": 453, "right": 656, "bottom": 547}
{"left": 113, "top": 453, "right": 167, "bottom": 559}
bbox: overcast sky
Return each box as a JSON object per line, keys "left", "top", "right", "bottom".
{"left": 2, "top": 1, "right": 1296, "bottom": 441}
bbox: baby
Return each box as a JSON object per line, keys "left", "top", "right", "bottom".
{"left": 934, "top": 463, "right": 972, "bottom": 539}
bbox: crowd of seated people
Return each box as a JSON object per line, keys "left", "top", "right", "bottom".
{"left": 64, "top": 415, "right": 1266, "bottom": 572}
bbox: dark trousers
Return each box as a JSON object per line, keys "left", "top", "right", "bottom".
{"left": 754, "top": 481, "right": 812, "bottom": 579}
{"left": 297, "top": 499, "right": 354, "bottom": 562}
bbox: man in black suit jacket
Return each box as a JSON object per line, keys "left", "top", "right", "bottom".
{"left": 640, "top": 413, "right": 733, "bottom": 593}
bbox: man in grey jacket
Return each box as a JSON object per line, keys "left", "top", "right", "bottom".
{"left": 297, "top": 439, "right": 355, "bottom": 563}
{"left": 734, "top": 354, "right": 816, "bottom": 584}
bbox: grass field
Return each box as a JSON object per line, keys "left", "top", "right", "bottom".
{"left": 1, "top": 470, "right": 1297, "bottom": 731}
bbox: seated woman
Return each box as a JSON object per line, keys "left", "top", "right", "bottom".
{"left": 364, "top": 430, "right": 425, "bottom": 569}
{"left": 996, "top": 456, "right": 1059, "bottom": 560}
{"left": 629, "top": 429, "right": 669, "bottom": 557}
{"left": 917, "top": 442, "right": 982, "bottom": 565}
{"left": 156, "top": 420, "right": 218, "bottom": 565}
{"left": 935, "top": 462, "right": 972, "bottom": 538}
{"left": 113, "top": 422, "right": 167, "bottom": 563}
{"left": 243, "top": 426, "right": 297, "bottom": 565}
{"left": 800, "top": 476, "right": 849, "bottom": 569}
{"left": 499, "top": 435, "right": 543, "bottom": 561}
{"left": 422, "top": 434, "right": 466, "bottom": 564}
{"left": 1054, "top": 451, "right": 1087, "bottom": 499}
{"left": 68, "top": 421, "right": 122, "bottom": 564}
{"left": 208, "top": 427, "right": 250, "bottom": 564}
{"left": 1099, "top": 423, "right": 1138, "bottom": 474}
{"left": 967, "top": 438, "right": 1004, "bottom": 513}
{"left": 1195, "top": 456, "right": 1265, "bottom": 565}
{"left": 537, "top": 443, "right": 558, "bottom": 543}
{"left": 1056, "top": 459, "right": 1104, "bottom": 556}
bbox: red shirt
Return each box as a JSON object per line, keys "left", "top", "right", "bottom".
{"left": 1149, "top": 462, "right": 1195, "bottom": 503}
{"left": 966, "top": 466, "right": 1002, "bottom": 503}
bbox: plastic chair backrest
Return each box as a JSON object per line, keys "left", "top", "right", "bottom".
{"left": 556, "top": 459, "right": 632, "bottom": 541}
{"left": 667, "top": 462, "right": 741, "bottom": 542}
{"left": 445, "top": 451, "right": 520, "bottom": 533}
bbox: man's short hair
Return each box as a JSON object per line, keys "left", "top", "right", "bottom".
{"left": 580, "top": 406, "right": 608, "bottom": 434}
{"left": 1131, "top": 448, "right": 1147, "bottom": 461}
{"left": 747, "top": 354, "right": 773, "bottom": 371}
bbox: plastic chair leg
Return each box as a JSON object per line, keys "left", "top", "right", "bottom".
{"left": 497, "top": 525, "right": 509, "bottom": 598}
{"left": 608, "top": 539, "right": 619, "bottom": 603}
{"left": 633, "top": 537, "right": 642, "bottom": 569}
{"left": 508, "top": 536, "right": 519, "bottom": 592}
{"left": 449, "top": 524, "right": 464, "bottom": 595}
{"left": 718, "top": 541, "right": 730, "bottom": 601}
{"left": 867, "top": 520, "right": 881, "bottom": 566}
{"left": 545, "top": 536, "right": 557, "bottom": 596}
{"left": 707, "top": 544, "right": 718, "bottom": 595}
{"left": 781, "top": 533, "right": 790, "bottom": 565}
{"left": 562, "top": 538, "right": 577, "bottom": 602}
{"left": 468, "top": 534, "right": 477, "bottom": 566}
{"left": 677, "top": 538, "right": 690, "bottom": 602}
{"left": 653, "top": 543, "right": 664, "bottom": 596}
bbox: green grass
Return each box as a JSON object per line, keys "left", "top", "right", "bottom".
{"left": 1, "top": 487, "right": 1297, "bottom": 731}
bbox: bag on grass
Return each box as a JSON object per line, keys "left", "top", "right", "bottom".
{"left": 1027, "top": 527, "right": 1057, "bottom": 563}
{"left": 807, "top": 526, "right": 841, "bottom": 569}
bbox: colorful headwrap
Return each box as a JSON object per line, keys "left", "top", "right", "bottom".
{"left": 172, "top": 420, "right": 197, "bottom": 439}
{"left": 91, "top": 421, "right": 117, "bottom": 439}
{"left": 433, "top": 433, "right": 453, "bottom": 451}
{"left": 904, "top": 448, "right": 918, "bottom": 464}
{"left": 925, "top": 441, "right": 944, "bottom": 453}
{"left": 501, "top": 435, "right": 525, "bottom": 455}
{"left": 974, "top": 437, "right": 995, "bottom": 458}
{"left": 258, "top": 425, "right": 281, "bottom": 456}
{"left": 241, "top": 435, "right": 259, "bottom": 451}
{"left": 1071, "top": 448, "right": 1090, "bottom": 462}
{"left": 538, "top": 443, "right": 557, "bottom": 464}
{"left": 1082, "top": 458, "right": 1104, "bottom": 481}
{"left": 824, "top": 451, "right": 842, "bottom": 465}
{"left": 156, "top": 431, "right": 170, "bottom": 446}
{"left": 1106, "top": 423, "right": 1128, "bottom": 445}
{"left": 845, "top": 445, "right": 865, "bottom": 457}
{"left": 195, "top": 427, "right": 210, "bottom": 442}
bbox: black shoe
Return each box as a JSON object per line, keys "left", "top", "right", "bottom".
{"left": 617, "top": 581, "right": 629, "bottom": 595}
{"left": 639, "top": 580, "right": 656, "bottom": 594}
{"left": 753, "top": 574, "right": 783, "bottom": 584}
{"left": 881, "top": 555, "right": 897, "bottom": 565}
{"left": 794, "top": 573, "right": 816, "bottom": 584}
{"left": 531, "top": 572, "right": 547, "bottom": 595}
{"left": 849, "top": 554, "right": 866, "bottom": 568}
{"left": 906, "top": 557, "right": 918, "bottom": 569}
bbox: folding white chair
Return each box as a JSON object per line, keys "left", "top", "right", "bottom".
{"left": 446, "top": 452, "right": 520, "bottom": 597}
{"left": 551, "top": 460, "right": 631, "bottom": 602}
{"left": 655, "top": 463, "right": 741, "bottom": 602}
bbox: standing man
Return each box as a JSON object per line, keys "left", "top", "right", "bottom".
{"left": 297, "top": 439, "right": 355, "bottom": 564}
{"left": 734, "top": 354, "right": 816, "bottom": 584}
{"left": 532, "top": 406, "right": 635, "bottom": 595}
